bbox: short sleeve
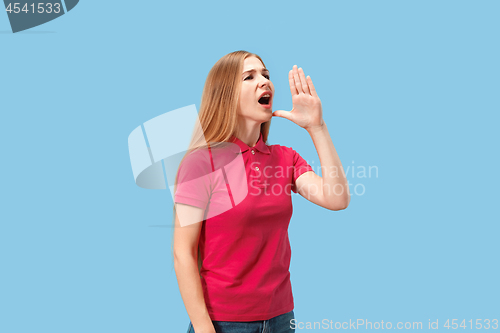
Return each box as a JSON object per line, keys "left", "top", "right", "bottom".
{"left": 290, "top": 148, "right": 314, "bottom": 193}
{"left": 174, "top": 150, "right": 213, "bottom": 209}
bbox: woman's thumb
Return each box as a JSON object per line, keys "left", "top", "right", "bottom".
{"left": 272, "top": 110, "right": 293, "bottom": 120}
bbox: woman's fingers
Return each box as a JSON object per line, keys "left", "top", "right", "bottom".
{"left": 290, "top": 64, "right": 316, "bottom": 97}
{"left": 298, "top": 67, "right": 311, "bottom": 95}
{"left": 288, "top": 70, "right": 298, "bottom": 96}
{"left": 292, "top": 65, "right": 304, "bottom": 94}
{"left": 307, "top": 75, "right": 318, "bottom": 98}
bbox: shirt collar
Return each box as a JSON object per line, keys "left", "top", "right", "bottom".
{"left": 229, "top": 132, "right": 271, "bottom": 154}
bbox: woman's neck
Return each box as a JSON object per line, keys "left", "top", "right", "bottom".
{"left": 235, "top": 125, "right": 261, "bottom": 147}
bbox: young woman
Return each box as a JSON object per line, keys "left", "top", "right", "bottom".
{"left": 173, "top": 50, "right": 350, "bottom": 333}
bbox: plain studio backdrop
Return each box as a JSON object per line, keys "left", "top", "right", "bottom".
{"left": 1, "top": 0, "right": 498, "bottom": 332}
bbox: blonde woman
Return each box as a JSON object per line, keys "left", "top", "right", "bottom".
{"left": 173, "top": 50, "right": 350, "bottom": 333}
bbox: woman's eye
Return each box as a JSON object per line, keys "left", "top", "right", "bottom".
{"left": 244, "top": 74, "right": 270, "bottom": 80}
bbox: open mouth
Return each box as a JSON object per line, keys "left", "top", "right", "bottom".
{"left": 258, "top": 96, "right": 271, "bottom": 106}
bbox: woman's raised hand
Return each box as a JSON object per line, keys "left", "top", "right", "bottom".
{"left": 272, "top": 65, "right": 324, "bottom": 132}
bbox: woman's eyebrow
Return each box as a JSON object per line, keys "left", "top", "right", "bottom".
{"left": 242, "top": 68, "right": 270, "bottom": 74}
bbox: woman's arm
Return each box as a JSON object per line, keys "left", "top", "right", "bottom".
{"left": 173, "top": 203, "right": 216, "bottom": 333}
{"left": 273, "top": 65, "right": 350, "bottom": 210}
{"left": 295, "top": 122, "right": 350, "bottom": 210}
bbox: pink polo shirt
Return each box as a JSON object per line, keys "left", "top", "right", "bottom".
{"left": 174, "top": 132, "right": 314, "bottom": 321}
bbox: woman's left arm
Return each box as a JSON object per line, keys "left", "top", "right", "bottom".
{"left": 273, "top": 65, "right": 350, "bottom": 211}
{"left": 297, "top": 122, "right": 350, "bottom": 210}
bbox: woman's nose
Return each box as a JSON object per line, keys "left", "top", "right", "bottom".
{"left": 259, "top": 77, "right": 271, "bottom": 88}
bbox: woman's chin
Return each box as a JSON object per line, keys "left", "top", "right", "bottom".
{"left": 263, "top": 111, "right": 273, "bottom": 121}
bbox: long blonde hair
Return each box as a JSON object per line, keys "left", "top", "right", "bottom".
{"left": 170, "top": 50, "right": 271, "bottom": 273}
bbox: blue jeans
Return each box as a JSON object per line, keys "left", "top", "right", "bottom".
{"left": 186, "top": 310, "right": 295, "bottom": 333}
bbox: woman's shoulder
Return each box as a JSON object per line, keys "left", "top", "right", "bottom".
{"left": 178, "top": 142, "right": 239, "bottom": 175}
{"left": 266, "top": 142, "right": 310, "bottom": 168}
{"left": 182, "top": 146, "right": 212, "bottom": 164}
{"left": 266, "top": 142, "right": 295, "bottom": 155}
{"left": 177, "top": 147, "right": 213, "bottom": 179}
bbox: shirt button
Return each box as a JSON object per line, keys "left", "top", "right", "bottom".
{"left": 255, "top": 166, "right": 259, "bottom": 171}
{"left": 251, "top": 149, "right": 255, "bottom": 154}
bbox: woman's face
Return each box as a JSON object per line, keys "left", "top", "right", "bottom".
{"left": 237, "top": 56, "right": 274, "bottom": 123}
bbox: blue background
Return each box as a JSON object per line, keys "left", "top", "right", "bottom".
{"left": 1, "top": 1, "right": 499, "bottom": 332}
